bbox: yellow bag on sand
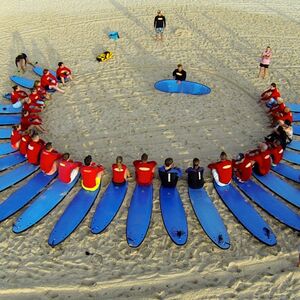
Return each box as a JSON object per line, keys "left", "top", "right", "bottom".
{"left": 96, "top": 51, "right": 113, "bottom": 62}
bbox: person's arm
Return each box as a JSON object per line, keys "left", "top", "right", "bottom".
{"left": 163, "top": 16, "right": 166, "bottom": 28}
{"left": 172, "top": 69, "right": 176, "bottom": 78}
{"left": 125, "top": 168, "right": 131, "bottom": 179}
{"left": 207, "top": 162, "right": 216, "bottom": 169}
{"left": 175, "top": 167, "right": 182, "bottom": 177}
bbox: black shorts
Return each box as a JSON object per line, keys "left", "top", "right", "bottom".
{"left": 260, "top": 63, "right": 269, "bottom": 68}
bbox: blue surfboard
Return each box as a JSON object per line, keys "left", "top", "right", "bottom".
{"left": 293, "top": 113, "right": 300, "bottom": 122}
{"left": 293, "top": 125, "right": 300, "bottom": 136}
{"left": 253, "top": 172, "right": 300, "bottom": 208}
{"left": 160, "top": 186, "right": 188, "bottom": 246}
{"left": 188, "top": 187, "right": 230, "bottom": 249}
{"left": 154, "top": 80, "right": 211, "bottom": 95}
{"left": 0, "top": 115, "right": 21, "bottom": 125}
{"left": 272, "top": 163, "right": 300, "bottom": 183}
{"left": 214, "top": 183, "right": 276, "bottom": 246}
{"left": 0, "top": 152, "right": 26, "bottom": 171}
{"left": 90, "top": 182, "right": 128, "bottom": 234}
{"left": 33, "top": 66, "right": 56, "bottom": 77}
{"left": 48, "top": 187, "right": 100, "bottom": 246}
{"left": 0, "top": 142, "right": 16, "bottom": 155}
{"left": 287, "top": 103, "right": 300, "bottom": 113}
{"left": 283, "top": 149, "right": 300, "bottom": 165}
{"left": 3, "top": 93, "right": 11, "bottom": 100}
{"left": 0, "top": 171, "right": 56, "bottom": 221}
{"left": 0, "top": 104, "right": 22, "bottom": 114}
{"left": 0, "top": 163, "right": 39, "bottom": 192}
{"left": 287, "top": 141, "right": 300, "bottom": 151}
{"left": 10, "top": 76, "right": 34, "bottom": 89}
{"left": 126, "top": 184, "right": 153, "bottom": 248}
{"left": 236, "top": 180, "right": 300, "bottom": 231}
{"left": 0, "top": 128, "right": 12, "bottom": 139}
{"left": 13, "top": 175, "right": 79, "bottom": 233}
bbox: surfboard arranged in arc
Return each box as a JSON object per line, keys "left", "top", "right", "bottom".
{"left": 0, "top": 171, "right": 56, "bottom": 222}
{"left": 160, "top": 186, "right": 188, "bottom": 246}
{"left": 0, "top": 142, "right": 16, "bottom": 155}
{"left": 253, "top": 172, "right": 300, "bottom": 208}
{"left": 33, "top": 66, "right": 56, "bottom": 77}
{"left": 10, "top": 76, "right": 35, "bottom": 89}
{"left": 214, "top": 183, "right": 276, "bottom": 246}
{"left": 293, "top": 113, "right": 300, "bottom": 122}
{"left": 0, "top": 128, "right": 12, "bottom": 139}
{"left": 48, "top": 187, "right": 100, "bottom": 247}
{"left": 236, "top": 179, "right": 300, "bottom": 231}
{"left": 154, "top": 79, "right": 211, "bottom": 95}
{"left": 188, "top": 187, "right": 230, "bottom": 249}
{"left": 0, "top": 104, "right": 22, "bottom": 114}
{"left": 90, "top": 182, "right": 128, "bottom": 234}
{"left": 287, "top": 103, "right": 300, "bottom": 113}
{"left": 272, "top": 163, "right": 300, "bottom": 183}
{"left": 283, "top": 149, "right": 300, "bottom": 165}
{"left": 0, "top": 152, "right": 26, "bottom": 171}
{"left": 0, "top": 163, "right": 39, "bottom": 192}
{"left": 126, "top": 184, "right": 153, "bottom": 248}
{"left": 287, "top": 140, "right": 300, "bottom": 151}
{"left": 0, "top": 115, "right": 21, "bottom": 125}
{"left": 13, "top": 175, "right": 79, "bottom": 233}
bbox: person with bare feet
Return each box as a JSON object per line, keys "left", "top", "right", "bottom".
{"left": 258, "top": 46, "right": 272, "bottom": 79}
{"left": 56, "top": 62, "right": 73, "bottom": 85}
{"left": 154, "top": 10, "right": 166, "bottom": 41}
{"left": 41, "top": 69, "right": 65, "bottom": 93}
{"left": 15, "top": 53, "right": 36, "bottom": 73}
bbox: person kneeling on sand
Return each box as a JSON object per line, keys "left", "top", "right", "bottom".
{"left": 56, "top": 62, "right": 72, "bottom": 85}
{"left": 208, "top": 152, "right": 232, "bottom": 186}
{"left": 246, "top": 143, "right": 271, "bottom": 176}
{"left": 41, "top": 69, "right": 65, "bottom": 93}
{"left": 232, "top": 153, "right": 252, "bottom": 183}
{"left": 133, "top": 153, "right": 157, "bottom": 185}
{"left": 159, "top": 157, "right": 182, "bottom": 188}
{"left": 112, "top": 156, "right": 131, "bottom": 186}
{"left": 80, "top": 155, "right": 104, "bottom": 191}
{"left": 58, "top": 153, "right": 82, "bottom": 184}
{"left": 186, "top": 158, "right": 205, "bottom": 189}
{"left": 40, "top": 142, "right": 62, "bottom": 175}
{"left": 173, "top": 64, "right": 186, "bottom": 82}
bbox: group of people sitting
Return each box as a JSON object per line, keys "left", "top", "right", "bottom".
{"left": 10, "top": 62, "right": 73, "bottom": 133}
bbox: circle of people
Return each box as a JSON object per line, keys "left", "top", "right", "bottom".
{"left": 9, "top": 40, "right": 293, "bottom": 192}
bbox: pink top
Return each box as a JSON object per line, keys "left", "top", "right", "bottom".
{"left": 261, "top": 50, "right": 272, "bottom": 65}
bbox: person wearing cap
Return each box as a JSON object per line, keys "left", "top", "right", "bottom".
{"left": 154, "top": 10, "right": 166, "bottom": 40}
{"left": 232, "top": 153, "right": 253, "bottom": 183}
{"left": 246, "top": 143, "right": 271, "bottom": 176}
{"left": 172, "top": 64, "right": 186, "bottom": 82}
{"left": 208, "top": 152, "right": 232, "bottom": 186}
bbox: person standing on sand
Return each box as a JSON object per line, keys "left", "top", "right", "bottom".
{"left": 154, "top": 10, "right": 166, "bottom": 40}
{"left": 258, "top": 46, "right": 272, "bottom": 79}
{"left": 15, "top": 53, "right": 36, "bottom": 73}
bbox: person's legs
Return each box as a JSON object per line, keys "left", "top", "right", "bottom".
{"left": 212, "top": 169, "right": 227, "bottom": 187}
{"left": 264, "top": 66, "right": 269, "bottom": 79}
{"left": 60, "top": 77, "right": 66, "bottom": 85}
{"left": 258, "top": 66, "right": 264, "bottom": 78}
{"left": 20, "top": 59, "right": 26, "bottom": 73}
{"left": 49, "top": 84, "right": 65, "bottom": 94}
{"left": 12, "top": 101, "right": 22, "bottom": 108}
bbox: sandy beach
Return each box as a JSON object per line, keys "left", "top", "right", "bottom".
{"left": 0, "top": 0, "right": 300, "bottom": 299}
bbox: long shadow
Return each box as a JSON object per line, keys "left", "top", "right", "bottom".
{"left": 31, "top": 39, "right": 48, "bottom": 68}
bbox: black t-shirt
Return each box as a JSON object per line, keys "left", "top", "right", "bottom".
{"left": 186, "top": 167, "right": 204, "bottom": 189}
{"left": 15, "top": 53, "right": 28, "bottom": 66}
{"left": 159, "top": 170, "right": 179, "bottom": 188}
{"left": 154, "top": 15, "right": 166, "bottom": 28}
{"left": 172, "top": 69, "right": 186, "bottom": 81}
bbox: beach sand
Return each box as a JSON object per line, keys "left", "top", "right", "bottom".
{"left": 0, "top": 0, "right": 300, "bottom": 299}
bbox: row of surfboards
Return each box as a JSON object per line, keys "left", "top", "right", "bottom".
{"left": 0, "top": 67, "right": 300, "bottom": 249}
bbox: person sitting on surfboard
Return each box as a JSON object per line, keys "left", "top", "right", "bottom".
{"left": 246, "top": 143, "right": 271, "bottom": 176}
{"left": 232, "top": 153, "right": 252, "bottom": 183}
{"left": 11, "top": 85, "right": 28, "bottom": 108}
{"left": 172, "top": 64, "right": 186, "bottom": 82}
{"left": 158, "top": 157, "right": 182, "bottom": 188}
{"left": 154, "top": 10, "right": 166, "bottom": 41}
{"left": 58, "top": 153, "right": 82, "bottom": 184}
{"left": 20, "top": 110, "right": 45, "bottom": 133}
{"left": 26, "top": 132, "right": 45, "bottom": 165}
{"left": 208, "top": 152, "right": 232, "bottom": 186}
{"left": 260, "top": 83, "right": 280, "bottom": 103}
{"left": 80, "top": 155, "right": 104, "bottom": 191}
{"left": 56, "top": 62, "right": 73, "bottom": 85}
{"left": 40, "top": 142, "right": 62, "bottom": 175}
{"left": 272, "top": 107, "right": 293, "bottom": 125}
{"left": 10, "top": 124, "right": 22, "bottom": 150}
{"left": 15, "top": 53, "right": 36, "bottom": 73}
{"left": 112, "top": 156, "right": 131, "bottom": 186}
{"left": 133, "top": 153, "right": 157, "bottom": 185}
{"left": 185, "top": 158, "right": 204, "bottom": 189}
{"left": 41, "top": 69, "right": 65, "bottom": 94}
{"left": 34, "top": 80, "right": 51, "bottom": 100}
{"left": 268, "top": 97, "right": 285, "bottom": 115}
{"left": 23, "top": 97, "right": 44, "bottom": 114}
{"left": 19, "top": 129, "right": 34, "bottom": 156}
{"left": 268, "top": 140, "right": 283, "bottom": 166}
{"left": 29, "top": 87, "right": 45, "bottom": 106}
{"left": 265, "top": 125, "right": 288, "bottom": 150}
{"left": 282, "top": 119, "right": 293, "bottom": 143}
